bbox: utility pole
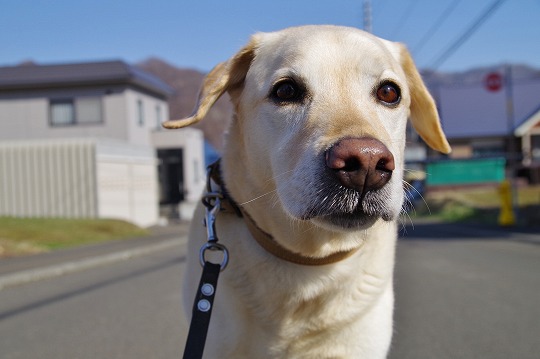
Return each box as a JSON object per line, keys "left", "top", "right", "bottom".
{"left": 363, "top": 0, "right": 372, "bottom": 33}
{"left": 505, "top": 64, "right": 518, "bottom": 224}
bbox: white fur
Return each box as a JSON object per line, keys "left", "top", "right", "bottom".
{"left": 175, "top": 25, "right": 450, "bottom": 359}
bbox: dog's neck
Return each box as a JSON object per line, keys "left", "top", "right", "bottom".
{"left": 208, "top": 159, "right": 360, "bottom": 265}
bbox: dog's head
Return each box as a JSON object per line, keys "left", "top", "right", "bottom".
{"left": 165, "top": 25, "right": 450, "bottom": 232}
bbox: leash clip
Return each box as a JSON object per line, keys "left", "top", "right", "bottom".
{"left": 202, "top": 192, "right": 221, "bottom": 242}
{"left": 200, "top": 169, "right": 229, "bottom": 271}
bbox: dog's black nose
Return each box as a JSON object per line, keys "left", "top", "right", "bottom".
{"left": 325, "top": 137, "right": 395, "bottom": 192}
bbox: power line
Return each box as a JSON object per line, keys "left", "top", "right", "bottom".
{"left": 372, "top": 0, "right": 389, "bottom": 27}
{"left": 429, "top": 0, "right": 507, "bottom": 70}
{"left": 390, "top": 1, "right": 418, "bottom": 39}
{"left": 412, "top": 0, "right": 462, "bottom": 56}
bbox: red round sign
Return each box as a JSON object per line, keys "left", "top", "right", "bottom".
{"left": 485, "top": 72, "right": 503, "bottom": 92}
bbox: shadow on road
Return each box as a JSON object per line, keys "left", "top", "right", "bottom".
{"left": 0, "top": 256, "right": 186, "bottom": 322}
{"left": 399, "top": 222, "right": 540, "bottom": 243}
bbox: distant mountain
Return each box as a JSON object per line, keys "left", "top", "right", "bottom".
{"left": 136, "top": 58, "right": 232, "bottom": 152}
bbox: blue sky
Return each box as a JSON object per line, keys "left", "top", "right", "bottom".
{"left": 1, "top": 0, "right": 539, "bottom": 73}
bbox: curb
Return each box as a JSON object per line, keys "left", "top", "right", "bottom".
{"left": 0, "top": 238, "right": 185, "bottom": 290}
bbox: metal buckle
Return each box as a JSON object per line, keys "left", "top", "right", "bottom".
{"left": 199, "top": 242, "right": 229, "bottom": 271}
{"left": 202, "top": 193, "right": 221, "bottom": 242}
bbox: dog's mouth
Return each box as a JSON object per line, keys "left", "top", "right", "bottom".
{"left": 316, "top": 208, "right": 378, "bottom": 229}
{"left": 299, "top": 181, "right": 395, "bottom": 230}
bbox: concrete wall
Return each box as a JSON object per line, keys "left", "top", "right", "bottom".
{"left": 96, "top": 140, "right": 159, "bottom": 227}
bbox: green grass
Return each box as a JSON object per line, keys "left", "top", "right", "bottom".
{"left": 0, "top": 217, "right": 149, "bottom": 257}
{"left": 409, "top": 185, "right": 540, "bottom": 226}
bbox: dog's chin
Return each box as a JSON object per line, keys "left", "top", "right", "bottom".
{"left": 292, "top": 187, "right": 398, "bottom": 232}
{"left": 311, "top": 211, "right": 379, "bottom": 231}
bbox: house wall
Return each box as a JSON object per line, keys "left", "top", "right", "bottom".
{"left": 0, "top": 97, "right": 46, "bottom": 140}
{"left": 448, "top": 144, "right": 473, "bottom": 159}
{"left": 0, "top": 84, "right": 176, "bottom": 224}
{"left": 0, "top": 86, "right": 168, "bottom": 147}
{"left": 125, "top": 89, "right": 169, "bottom": 146}
{"left": 0, "top": 87, "right": 128, "bottom": 141}
{"left": 529, "top": 123, "right": 540, "bottom": 158}
{"left": 521, "top": 125, "right": 540, "bottom": 164}
{"left": 446, "top": 137, "right": 506, "bottom": 159}
{"left": 434, "top": 72, "right": 540, "bottom": 140}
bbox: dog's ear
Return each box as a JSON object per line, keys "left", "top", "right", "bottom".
{"left": 399, "top": 46, "right": 451, "bottom": 154}
{"left": 162, "top": 36, "right": 259, "bottom": 129}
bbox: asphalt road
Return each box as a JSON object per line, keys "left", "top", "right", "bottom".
{"left": 0, "top": 243, "right": 189, "bottom": 359}
{"left": 0, "top": 223, "right": 538, "bottom": 359}
{"left": 390, "top": 224, "right": 540, "bottom": 359}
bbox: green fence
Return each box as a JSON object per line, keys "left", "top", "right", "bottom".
{"left": 426, "top": 158, "right": 506, "bottom": 186}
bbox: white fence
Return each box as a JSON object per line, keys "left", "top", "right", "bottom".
{"left": 0, "top": 139, "right": 158, "bottom": 227}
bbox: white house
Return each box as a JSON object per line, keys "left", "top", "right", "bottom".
{"left": 0, "top": 60, "right": 206, "bottom": 226}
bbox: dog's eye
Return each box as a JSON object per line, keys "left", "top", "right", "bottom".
{"left": 376, "top": 82, "right": 401, "bottom": 105}
{"left": 272, "top": 80, "right": 302, "bottom": 102}
{"left": 275, "top": 82, "right": 297, "bottom": 100}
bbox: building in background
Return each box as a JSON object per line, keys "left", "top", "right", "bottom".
{"left": 0, "top": 60, "right": 205, "bottom": 226}
{"left": 408, "top": 66, "right": 540, "bottom": 186}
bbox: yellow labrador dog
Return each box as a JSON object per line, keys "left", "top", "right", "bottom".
{"left": 165, "top": 25, "right": 450, "bottom": 359}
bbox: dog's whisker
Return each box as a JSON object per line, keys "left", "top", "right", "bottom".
{"left": 402, "top": 168, "right": 425, "bottom": 175}
{"left": 402, "top": 179, "right": 431, "bottom": 215}
{"left": 264, "top": 169, "right": 295, "bottom": 185}
{"left": 398, "top": 191, "right": 415, "bottom": 226}
{"left": 401, "top": 182, "right": 416, "bottom": 213}
{"left": 238, "top": 171, "right": 296, "bottom": 206}
{"left": 239, "top": 189, "right": 278, "bottom": 206}
{"left": 400, "top": 203, "right": 415, "bottom": 230}
{"left": 398, "top": 214, "right": 411, "bottom": 234}
{"left": 299, "top": 223, "right": 316, "bottom": 236}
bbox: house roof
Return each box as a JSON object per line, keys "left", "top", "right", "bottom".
{"left": 515, "top": 105, "right": 540, "bottom": 136}
{"left": 0, "top": 60, "right": 173, "bottom": 98}
{"left": 425, "top": 68, "right": 540, "bottom": 139}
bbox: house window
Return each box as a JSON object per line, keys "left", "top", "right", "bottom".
{"left": 50, "top": 97, "right": 102, "bottom": 126}
{"left": 137, "top": 99, "right": 144, "bottom": 126}
{"left": 50, "top": 100, "right": 75, "bottom": 125}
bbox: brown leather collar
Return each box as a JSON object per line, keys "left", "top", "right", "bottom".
{"left": 208, "top": 160, "right": 359, "bottom": 266}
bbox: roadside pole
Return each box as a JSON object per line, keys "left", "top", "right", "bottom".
{"left": 504, "top": 64, "right": 518, "bottom": 225}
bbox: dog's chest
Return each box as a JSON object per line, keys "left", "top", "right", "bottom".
{"left": 218, "top": 258, "right": 390, "bottom": 356}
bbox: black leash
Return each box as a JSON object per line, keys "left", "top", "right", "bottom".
{"left": 183, "top": 261, "right": 221, "bottom": 359}
{"left": 183, "top": 166, "right": 229, "bottom": 359}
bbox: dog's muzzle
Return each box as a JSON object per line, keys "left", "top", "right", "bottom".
{"left": 302, "top": 137, "right": 396, "bottom": 229}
